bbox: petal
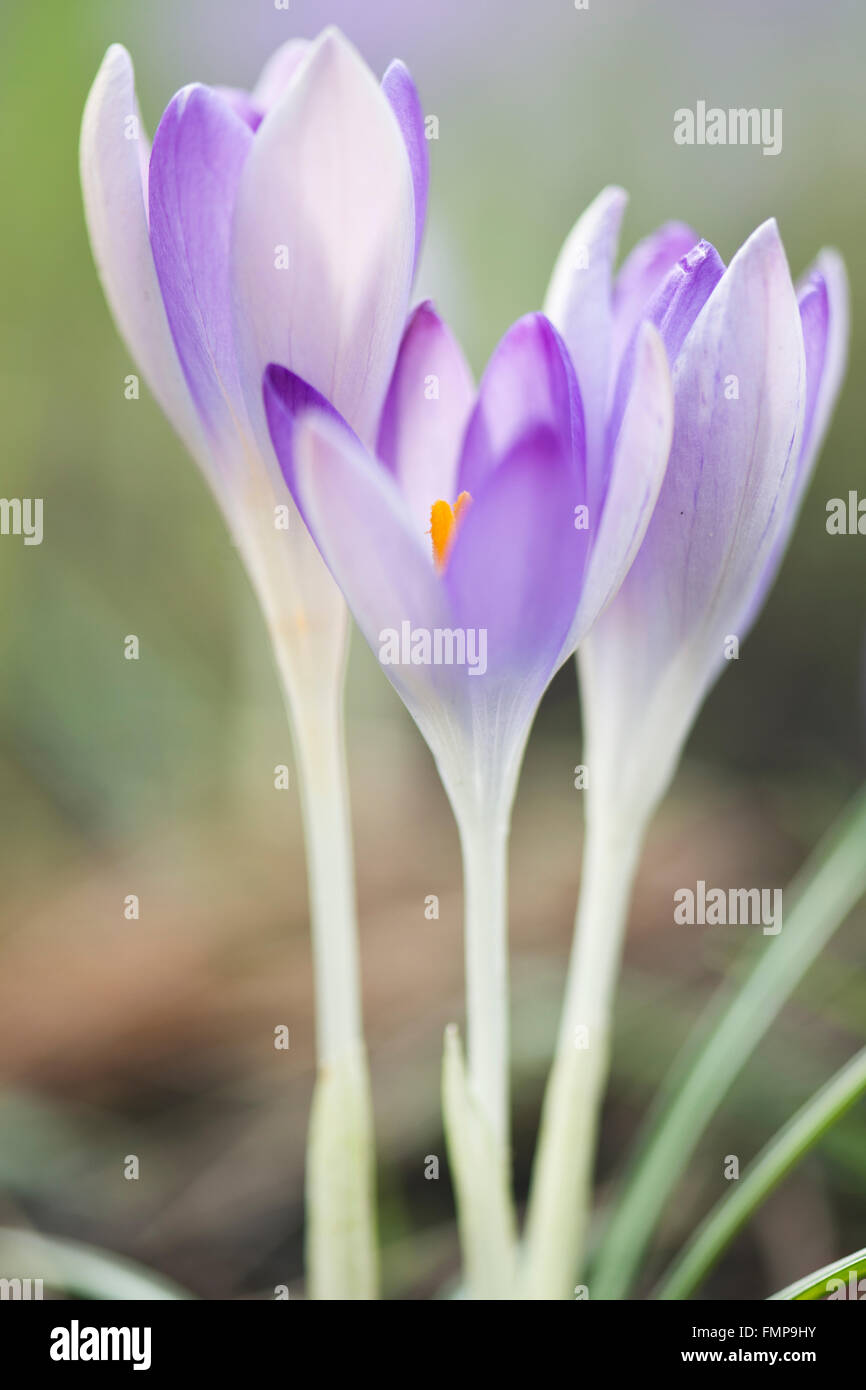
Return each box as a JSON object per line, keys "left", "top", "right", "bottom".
{"left": 457, "top": 313, "right": 585, "bottom": 500}
{"left": 232, "top": 28, "right": 415, "bottom": 449}
{"left": 212, "top": 87, "right": 263, "bottom": 131}
{"left": 250, "top": 38, "right": 311, "bottom": 111}
{"left": 605, "top": 239, "right": 725, "bottom": 463}
{"left": 611, "top": 220, "right": 698, "bottom": 367}
{"left": 80, "top": 45, "right": 205, "bottom": 461}
{"left": 376, "top": 301, "right": 475, "bottom": 543}
{"left": 797, "top": 249, "right": 849, "bottom": 472}
{"left": 543, "top": 185, "right": 626, "bottom": 508}
{"left": 742, "top": 248, "right": 849, "bottom": 626}
{"left": 570, "top": 322, "right": 673, "bottom": 649}
{"left": 149, "top": 85, "right": 253, "bottom": 445}
{"left": 382, "top": 60, "right": 429, "bottom": 278}
{"left": 647, "top": 239, "right": 727, "bottom": 365}
{"left": 446, "top": 426, "right": 586, "bottom": 683}
{"left": 263, "top": 363, "right": 360, "bottom": 531}
{"left": 286, "top": 412, "right": 456, "bottom": 719}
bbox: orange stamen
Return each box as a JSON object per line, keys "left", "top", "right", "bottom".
{"left": 430, "top": 490, "right": 472, "bottom": 571}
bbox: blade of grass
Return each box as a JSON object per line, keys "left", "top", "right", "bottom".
{"left": 592, "top": 783, "right": 866, "bottom": 1299}
{"left": 655, "top": 1047, "right": 866, "bottom": 1299}
{"left": 768, "top": 1245, "right": 866, "bottom": 1301}
{"left": 0, "top": 1227, "right": 193, "bottom": 1299}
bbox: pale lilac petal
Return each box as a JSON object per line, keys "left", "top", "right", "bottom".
{"left": 382, "top": 60, "right": 429, "bottom": 277}
{"left": 263, "top": 363, "right": 360, "bottom": 532}
{"left": 212, "top": 86, "right": 263, "bottom": 131}
{"left": 647, "top": 240, "right": 727, "bottom": 364}
{"left": 543, "top": 185, "right": 626, "bottom": 510}
{"left": 80, "top": 45, "right": 205, "bottom": 461}
{"left": 149, "top": 85, "right": 253, "bottom": 444}
{"left": 446, "top": 427, "right": 586, "bottom": 682}
{"left": 376, "top": 301, "right": 474, "bottom": 544}
{"left": 796, "top": 250, "right": 849, "bottom": 471}
{"left": 743, "top": 248, "right": 849, "bottom": 625}
{"left": 611, "top": 220, "right": 697, "bottom": 367}
{"left": 457, "top": 314, "right": 585, "bottom": 500}
{"left": 605, "top": 240, "right": 724, "bottom": 460}
{"left": 232, "top": 28, "right": 415, "bottom": 449}
{"left": 250, "top": 38, "right": 311, "bottom": 111}
{"left": 288, "top": 412, "right": 454, "bottom": 712}
{"left": 570, "top": 322, "right": 673, "bottom": 650}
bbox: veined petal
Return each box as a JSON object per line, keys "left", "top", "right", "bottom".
{"left": 264, "top": 363, "right": 360, "bottom": 532}
{"left": 796, "top": 250, "right": 849, "bottom": 473}
{"left": 212, "top": 86, "right": 263, "bottom": 131}
{"left": 742, "top": 248, "right": 849, "bottom": 627}
{"left": 377, "top": 302, "right": 475, "bottom": 544}
{"left": 543, "top": 185, "right": 626, "bottom": 510}
{"left": 457, "top": 314, "right": 585, "bottom": 500}
{"left": 382, "top": 60, "right": 429, "bottom": 277}
{"left": 570, "top": 322, "right": 673, "bottom": 651}
{"left": 605, "top": 240, "right": 724, "bottom": 463}
{"left": 80, "top": 45, "right": 205, "bottom": 462}
{"left": 611, "top": 220, "right": 697, "bottom": 368}
{"left": 250, "top": 38, "right": 311, "bottom": 110}
{"left": 286, "top": 413, "right": 452, "bottom": 695}
{"left": 447, "top": 426, "right": 586, "bottom": 684}
{"left": 232, "top": 27, "right": 415, "bottom": 449}
{"left": 647, "top": 239, "right": 727, "bottom": 365}
{"left": 149, "top": 85, "right": 253, "bottom": 446}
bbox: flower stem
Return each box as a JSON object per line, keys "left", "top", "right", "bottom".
{"left": 521, "top": 807, "right": 643, "bottom": 1299}
{"left": 458, "top": 808, "right": 511, "bottom": 1154}
{"left": 288, "top": 684, "right": 378, "bottom": 1300}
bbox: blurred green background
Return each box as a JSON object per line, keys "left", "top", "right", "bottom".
{"left": 0, "top": 0, "right": 863, "bottom": 1298}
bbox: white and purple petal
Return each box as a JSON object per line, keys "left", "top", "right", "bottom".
{"left": 381, "top": 60, "right": 429, "bottom": 278}
{"left": 149, "top": 85, "right": 253, "bottom": 447}
{"left": 543, "top": 185, "right": 626, "bottom": 509}
{"left": 232, "top": 28, "right": 415, "bottom": 451}
{"left": 250, "top": 38, "right": 311, "bottom": 111}
{"left": 80, "top": 45, "right": 206, "bottom": 464}
{"left": 611, "top": 220, "right": 697, "bottom": 368}
{"left": 447, "top": 426, "right": 587, "bottom": 685}
{"left": 457, "top": 313, "right": 585, "bottom": 500}
{"left": 570, "top": 322, "right": 673, "bottom": 652}
{"left": 377, "top": 301, "right": 475, "bottom": 543}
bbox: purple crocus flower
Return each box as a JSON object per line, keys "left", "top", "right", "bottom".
{"left": 263, "top": 299, "right": 673, "bottom": 1156}
{"left": 544, "top": 186, "right": 849, "bottom": 828}
{"left": 523, "top": 186, "right": 849, "bottom": 1300}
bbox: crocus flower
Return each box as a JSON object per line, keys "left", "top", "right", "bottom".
{"left": 81, "top": 25, "right": 428, "bottom": 1302}
{"left": 263, "top": 300, "right": 673, "bottom": 1173}
{"left": 523, "top": 186, "right": 849, "bottom": 1299}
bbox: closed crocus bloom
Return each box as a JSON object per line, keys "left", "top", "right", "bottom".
{"left": 524, "top": 188, "right": 849, "bottom": 1299}
{"left": 264, "top": 302, "right": 672, "bottom": 1294}
{"left": 81, "top": 26, "right": 426, "bottom": 1301}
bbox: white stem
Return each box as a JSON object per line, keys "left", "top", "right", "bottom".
{"left": 457, "top": 807, "right": 511, "bottom": 1154}
{"left": 288, "top": 681, "right": 362, "bottom": 1065}
{"left": 269, "top": 646, "right": 377, "bottom": 1300}
{"left": 521, "top": 805, "right": 644, "bottom": 1299}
